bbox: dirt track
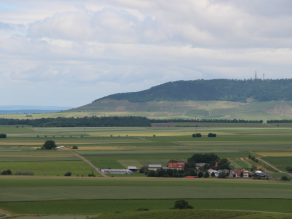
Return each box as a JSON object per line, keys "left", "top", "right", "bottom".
{"left": 72, "top": 152, "right": 107, "bottom": 177}
{"left": 0, "top": 209, "right": 11, "bottom": 217}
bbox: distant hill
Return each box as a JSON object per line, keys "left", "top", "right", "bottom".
{"left": 94, "top": 79, "right": 292, "bottom": 103}
{"left": 66, "top": 79, "right": 292, "bottom": 120}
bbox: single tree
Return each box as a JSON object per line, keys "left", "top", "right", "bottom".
{"left": 240, "top": 171, "right": 244, "bottom": 178}
{"left": 172, "top": 200, "right": 193, "bottom": 209}
{"left": 204, "top": 172, "right": 209, "bottom": 178}
{"left": 211, "top": 172, "right": 215, "bottom": 177}
{"left": 198, "top": 171, "right": 203, "bottom": 178}
{"left": 281, "top": 176, "right": 289, "bottom": 181}
{"left": 64, "top": 171, "right": 72, "bottom": 176}
{"left": 42, "top": 140, "right": 57, "bottom": 150}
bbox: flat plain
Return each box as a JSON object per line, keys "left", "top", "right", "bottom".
{"left": 0, "top": 124, "right": 292, "bottom": 217}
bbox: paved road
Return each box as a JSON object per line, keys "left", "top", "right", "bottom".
{"left": 0, "top": 209, "right": 11, "bottom": 217}
{"left": 256, "top": 157, "right": 292, "bottom": 177}
{"left": 72, "top": 152, "right": 107, "bottom": 177}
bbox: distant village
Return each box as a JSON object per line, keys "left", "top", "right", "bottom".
{"left": 101, "top": 153, "right": 273, "bottom": 179}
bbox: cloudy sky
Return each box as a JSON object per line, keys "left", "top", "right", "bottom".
{"left": 1, "top": 0, "right": 292, "bottom": 107}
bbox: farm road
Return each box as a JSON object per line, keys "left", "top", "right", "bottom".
{"left": 72, "top": 152, "right": 107, "bottom": 177}
{"left": 256, "top": 157, "right": 292, "bottom": 177}
{"left": 0, "top": 209, "right": 11, "bottom": 217}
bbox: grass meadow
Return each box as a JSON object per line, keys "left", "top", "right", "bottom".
{"left": 1, "top": 199, "right": 292, "bottom": 214}
{"left": 0, "top": 161, "right": 98, "bottom": 176}
{"left": 0, "top": 125, "right": 292, "bottom": 215}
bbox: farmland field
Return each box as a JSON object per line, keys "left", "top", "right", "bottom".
{"left": 0, "top": 124, "right": 292, "bottom": 216}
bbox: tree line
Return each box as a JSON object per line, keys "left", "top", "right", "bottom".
{"left": 267, "top": 120, "right": 292, "bottom": 123}
{"left": 0, "top": 116, "right": 151, "bottom": 127}
{"left": 151, "top": 119, "right": 263, "bottom": 123}
{"left": 94, "top": 79, "right": 292, "bottom": 103}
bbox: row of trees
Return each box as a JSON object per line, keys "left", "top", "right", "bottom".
{"left": 267, "top": 120, "right": 292, "bottom": 123}
{"left": 151, "top": 119, "right": 263, "bottom": 123}
{"left": 95, "top": 79, "right": 292, "bottom": 102}
{"left": 0, "top": 116, "right": 151, "bottom": 127}
{"left": 0, "top": 134, "right": 6, "bottom": 138}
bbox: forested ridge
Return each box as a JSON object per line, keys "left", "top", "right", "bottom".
{"left": 95, "top": 79, "right": 292, "bottom": 102}
{"left": 0, "top": 116, "right": 151, "bottom": 127}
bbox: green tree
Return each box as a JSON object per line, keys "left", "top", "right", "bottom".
{"left": 64, "top": 171, "right": 72, "bottom": 176}
{"left": 42, "top": 140, "right": 57, "bottom": 150}
{"left": 217, "top": 158, "right": 231, "bottom": 170}
{"left": 72, "top": 145, "right": 78, "bottom": 149}
{"left": 218, "top": 172, "right": 227, "bottom": 178}
{"left": 198, "top": 172, "right": 203, "bottom": 178}
{"left": 240, "top": 171, "right": 244, "bottom": 178}
{"left": 204, "top": 172, "right": 209, "bottom": 178}
{"left": 281, "top": 176, "right": 289, "bottom": 181}
{"left": 211, "top": 172, "right": 215, "bottom": 177}
{"left": 172, "top": 200, "right": 193, "bottom": 209}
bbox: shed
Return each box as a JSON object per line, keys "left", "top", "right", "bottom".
{"left": 128, "top": 166, "right": 138, "bottom": 172}
{"left": 148, "top": 164, "right": 162, "bottom": 171}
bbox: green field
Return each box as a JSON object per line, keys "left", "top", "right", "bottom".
{"left": 0, "top": 125, "right": 292, "bottom": 216}
{"left": 0, "top": 161, "right": 98, "bottom": 176}
{"left": 261, "top": 157, "right": 292, "bottom": 172}
{"left": 1, "top": 199, "right": 292, "bottom": 215}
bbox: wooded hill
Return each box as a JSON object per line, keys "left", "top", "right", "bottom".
{"left": 94, "top": 79, "right": 292, "bottom": 103}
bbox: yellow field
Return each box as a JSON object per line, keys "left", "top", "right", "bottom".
{"left": 256, "top": 152, "right": 292, "bottom": 157}
{"left": 89, "top": 131, "right": 235, "bottom": 137}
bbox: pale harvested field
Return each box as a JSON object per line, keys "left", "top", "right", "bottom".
{"left": 256, "top": 152, "right": 292, "bottom": 157}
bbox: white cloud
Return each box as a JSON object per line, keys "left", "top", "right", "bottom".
{"left": 0, "top": 0, "right": 292, "bottom": 106}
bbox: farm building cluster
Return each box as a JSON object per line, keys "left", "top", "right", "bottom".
{"left": 100, "top": 161, "right": 272, "bottom": 178}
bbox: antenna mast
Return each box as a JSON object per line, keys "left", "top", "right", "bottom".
{"left": 255, "top": 71, "right": 257, "bottom": 80}
{"left": 263, "top": 73, "right": 265, "bottom": 80}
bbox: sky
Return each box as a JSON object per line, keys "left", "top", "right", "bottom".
{"left": 1, "top": 0, "right": 292, "bottom": 107}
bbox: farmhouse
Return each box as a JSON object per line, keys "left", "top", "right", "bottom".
{"left": 128, "top": 166, "right": 138, "bottom": 172}
{"left": 208, "top": 169, "right": 219, "bottom": 177}
{"left": 101, "top": 169, "right": 133, "bottom": 174}
{"left": 168, "top": 162, "right": 185, "bottom": 170}
{"left": 195, "top": 163, "right": 206, "bottom": 168}
{"left": 148, "top": 164, "right": 162, "bottom": 171}
{"left": 235, "top": 169, "right": 249, "bottom": 178}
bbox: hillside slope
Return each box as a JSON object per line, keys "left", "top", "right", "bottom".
{"left": 94, "top": 79, "right": 292, "bottom": 102}
{"left": 66, "top": 100, "right": 292, "bottom": 120}
{"left": 66, "top": 79, "right": 292, "bottom": 120}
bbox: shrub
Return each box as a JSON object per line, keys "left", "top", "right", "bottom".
{"left": 0, "top": 134, "right": 7, "bottom": 138}
{"left": 208, "top": 133, "right": 216, "bottom": 137}
{"left": 64, "top": 171, "right": 72, "bottom": 176}
{"left": 198, "top": 172, "right": 203, "bottom": 178}
{"left": 204, "top": 172, "right": 209, "bottom": 178}
{"left": 136, "top": 207, "right": 149, "bottom": 211}
{"left": 72, "top": 145, "right": 78, "bottom": 149}
{"left": 286, "top": 167, "right": 292, "bottom": 173}
{"left": 218, "top": 172, "right": 227, "bottom": 178}
{"left": 253, "top": 175, "right": 262, "bottom": 180}
{"left": 14, "top": 171, "right": 34, "bottom": 175}
{"left": 88, "top": 171, "right": 96, "bottom": 177}
{"left": 172, "top": 200, "right": 194, "bottom": 209}
{"left": 1, "top": 169, "right": 12, "bottom": 175}
{"left": 281, "top": 175, "right": 289, "bottom": 181}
